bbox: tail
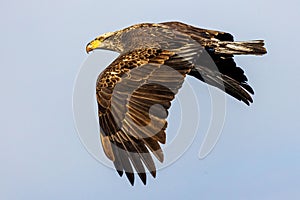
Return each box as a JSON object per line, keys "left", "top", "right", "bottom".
{"left": 214, "top": 40, "right": 267, "bottom": 55}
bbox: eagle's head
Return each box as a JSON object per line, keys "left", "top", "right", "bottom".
{"left": 86, "top": 31, "right": 123, "bottom": 53}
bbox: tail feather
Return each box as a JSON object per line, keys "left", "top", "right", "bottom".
{"left": 215, "top": 40, "right": 267, "bottom": 55}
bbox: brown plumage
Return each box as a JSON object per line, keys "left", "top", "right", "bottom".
{"left": 86, "top": 21, "right": 267, "bottom": 185}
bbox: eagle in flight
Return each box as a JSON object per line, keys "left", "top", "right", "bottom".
{"left": 86, "top": 21, "right": 267, "bottom": 185}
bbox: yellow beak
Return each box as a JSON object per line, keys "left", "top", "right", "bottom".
{"left": 86, "top": 39, "right": 101, "bottom": 53}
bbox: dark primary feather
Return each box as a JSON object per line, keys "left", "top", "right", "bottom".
{"left": 90, "top": 21, "right": 267, "bottom": 185}
{"left": 97, "top": 48, "right": 192, "bottom": 185}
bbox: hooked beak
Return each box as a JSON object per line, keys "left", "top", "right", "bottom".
{"left": 86, "top": 43, "right": 93, "bottom": 54}
{"left": 86, "top": 39, "right": 101, "bottom": 54}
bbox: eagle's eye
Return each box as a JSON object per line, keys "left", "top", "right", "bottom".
{"left": 96, "top": 37, "right": 104, "bottom": 42}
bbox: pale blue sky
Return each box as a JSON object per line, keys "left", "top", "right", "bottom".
{"left": 1, "top": 0, "right": 300, "bottom": 199}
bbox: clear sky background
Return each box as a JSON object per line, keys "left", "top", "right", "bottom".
{"left": 1, "top": 0, "right": 300, "bottom": 199}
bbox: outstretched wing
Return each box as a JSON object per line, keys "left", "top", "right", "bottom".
{"left": 96, "top": 48, "right": 192, "bottom": 185}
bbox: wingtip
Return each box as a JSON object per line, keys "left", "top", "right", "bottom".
{"left": 117, "top": 170, "right": 123, "bottom": 177}
{"left": 243, "top": 98, "right": 252, "bottom": 106}
{"left": 138, "top": 173, "right": 147, "bottom": 185}
{"left": 125, "top": 172, "right": 135, "bottom": 186}
{"left": 150, "top": 170, "right": 156, "bottom": 178}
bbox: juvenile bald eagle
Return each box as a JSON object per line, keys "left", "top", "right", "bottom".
{"left": 86, "top": 21, "right": 267, "bottom": 185}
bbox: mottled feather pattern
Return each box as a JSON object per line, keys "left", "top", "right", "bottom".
{"left": 85, "top": 21, "right": 267, "bottom": 185}
{"left": 96, "top": 48, "right": 192, "bottom": 185}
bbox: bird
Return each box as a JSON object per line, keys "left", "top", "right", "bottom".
{"left": 85, "top": 21, "right": 267, "bottom": 185}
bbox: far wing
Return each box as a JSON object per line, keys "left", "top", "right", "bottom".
{"left": 96, "top": 48, "right": 192, "bottom": 185}
{"left": 161, "top": 21, "right": 255, "bottom": 105}
{"left": 160, "top": 21, "right": 234, "bottom": 43}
